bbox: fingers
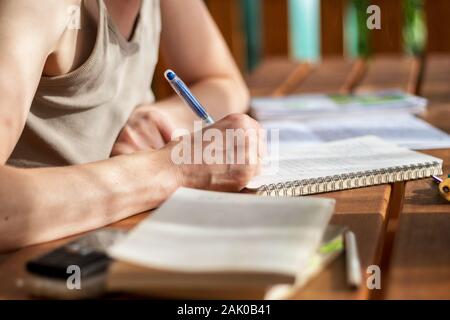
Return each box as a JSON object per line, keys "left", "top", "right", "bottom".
{"left": 178, "top": 113, "right": 264, "bottom": 192}
{"left": 116, "top": 126, "right": 144, "bottom": 151}
{"left": 111, "top": 142, "right": 138, "bottom": 156}
{"left": 154, "top": 112, "right": 176, "bottom": 144}
{"left": 136, "top": 120, "right": 166, "bottom": 150}
{"left": 134, "top": 109, "right": 174, "bottom": 147}
{"left": 114, "top": 111, "right": 264, "bottom": 192}
{"left": 112, "top": 109, "right": 175, "bottom": 156}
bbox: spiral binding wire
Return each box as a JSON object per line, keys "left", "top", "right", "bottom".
{"left": 256, "top": 161, "right": 443, "bottom": 197}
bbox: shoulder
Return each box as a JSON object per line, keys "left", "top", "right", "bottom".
{"left": 0, "top": 0, "right": 81, "bottom": 53}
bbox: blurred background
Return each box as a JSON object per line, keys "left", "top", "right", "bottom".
{"left": 153, "top": 0, "right": 450, "bottom": 99}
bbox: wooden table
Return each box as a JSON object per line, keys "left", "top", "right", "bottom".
{"left": 250, "top": 57, "right": 392, "bottom": 300}
{"left": 384, "top": 149, "right": 450, "bottom": 299}
{"left": 381, "top": 56, "right": 450, "bottom": 300}
{"left": 1, "top": 55, "right": 449, "bottom": 300}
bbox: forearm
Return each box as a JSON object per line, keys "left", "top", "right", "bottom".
{"left": 0, "top": 149, "right": 180, "bottom": 252}
{"left": 145, "top": 76, "right": 250, "bottom": 131}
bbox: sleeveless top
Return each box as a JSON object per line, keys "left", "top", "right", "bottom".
{"left": 7, "top": 0, "right": 161, "bottom": 168}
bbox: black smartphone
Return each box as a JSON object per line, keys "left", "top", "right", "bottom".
{"left": 25, "top": 229, "right": 126, "bottom": 299}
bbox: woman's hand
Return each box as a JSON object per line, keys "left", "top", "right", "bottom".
{"left": 111, "top": 106, "right": 175, "bottom": 156}
{"left": 165, "top": 114, "right": 266, "bottom": 192}
{"left": 114, "top": 109, "right": 265, "bottom": 192}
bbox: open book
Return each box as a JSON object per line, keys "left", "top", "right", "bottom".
{"left": 107, "top": 188, "right": 338, "bottom": 299}
{"left": 247, "top": 136, "right": 443, "bottom": 196}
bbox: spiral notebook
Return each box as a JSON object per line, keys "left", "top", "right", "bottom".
{"left": 247, "top": 136, "right": 443, "bottom": 196}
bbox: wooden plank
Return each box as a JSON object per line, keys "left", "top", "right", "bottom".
{"left": 356, "top": 55, "right": 450, "bottom": 97}
{"left": 356, "top": 55, "right": 413, "bottom": 92}
{"left": 261, "top": 0, "right": 289, "bottom": 57}
{"left": 401, "top": 149, "right": 450, "bottom": 214}
{"left": 385, "top": 213, "right": 450, "bottom": 299}
{"left": 383, "top": 56, "right": 450, "bottom": 299}
{"left": 370, "top": 0, "right": 403, "bottom": 54}
{"left": 425, "top": 0, "right": 450, "bottom": 54}
{"left": 383, "top": 149, "right": 450, "bottom": 299}
{"left": 248, "top": 57, "right": 361, "bottom": 96}
{"left": 292, "top": 57, "right": 355, "bottom": 93}
{"left": 246, "top": 58, "right": 299, "bottom": 96}
{"left": 248, "top": 58, "right": 355, "bottom": 97}
{"left": 270, "top": 63, "right": 314, "bottom": 97}
{"left": 152, "top": 55, "right": 172, "bottom": 100}
{"left": 421, "top": 55, "right": 450, "bottom": 133}
{"left": 204, "top": 0, "right": 246, "bottom": 71}
{"left": 293, "top": 186, "right": 391, "bottom": 299}
{"left": 421, "top": 55, "right": 450, "bottom": 103}
{"left": 355, "top": 55, "right": 426, "bottom": 95}
{"left": 321, "top": 0, "right": 344, "bottom": 57}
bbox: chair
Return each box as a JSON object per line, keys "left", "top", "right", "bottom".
{"left": 152, "top": 0, "right": 433, "bottom": 99}
{"left": 240, "top": 0, "right": 428, "bottom": 95}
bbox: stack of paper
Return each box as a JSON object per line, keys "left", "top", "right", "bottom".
{"left": 251, "top": 90, "right": 426, "bottom": 121}
{"left": 263, "top": 113, "right": 450, "bottom": 151}
{"left": 252, "top": 89, "right": 450, "bottom": 151}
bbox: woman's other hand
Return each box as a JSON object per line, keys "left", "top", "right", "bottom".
{"left": 111, "top": 106, "right": 175, "bottom": 156}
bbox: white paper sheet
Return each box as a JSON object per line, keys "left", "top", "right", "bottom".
{"left": 263, "top": 113, "right": 450, "bottom": 150}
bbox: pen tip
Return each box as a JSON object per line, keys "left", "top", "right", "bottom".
{"left": 165, "top": 69, "right": 176, "bottom": 81}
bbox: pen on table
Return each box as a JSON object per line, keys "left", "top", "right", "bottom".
{"left": 164, "top": 69, "right": 215, "bottom": 125}
{"left": 344, "top": 230, "right": 362, "bottom": 289}
{"left": 431, "top": 175, "right": 443, "bottom": 184}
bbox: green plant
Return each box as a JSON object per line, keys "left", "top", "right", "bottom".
{"left": 403, "top": 0, "right": 427, "bottom": 56}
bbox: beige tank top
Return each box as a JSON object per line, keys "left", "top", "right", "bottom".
{"left": 7, "top": 0, "right": 161, "bottom": 168}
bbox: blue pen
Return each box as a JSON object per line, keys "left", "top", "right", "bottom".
{"left": 164, "top": 69, "right": 215, "bottom": 125}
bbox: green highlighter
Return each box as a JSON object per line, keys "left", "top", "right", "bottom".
{"left": 300, "top": 225, "right": 348, "bottom": 287}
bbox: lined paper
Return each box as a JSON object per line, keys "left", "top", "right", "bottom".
{"left": 249, "top": 136, "right": 443, "bottom": 189}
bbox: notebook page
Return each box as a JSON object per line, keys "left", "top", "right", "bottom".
{"left": 264, "top": 113, "right": 450, "bottom": 150}
{"left": 248, "top": 136, "right": 443, "bottom": 189}
{"left": 108, "top": 188, "right": 335, "bottom": 276}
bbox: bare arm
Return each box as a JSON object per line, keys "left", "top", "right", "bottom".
{"left": 0, "top": 114, "right": 261, "bottom": 253}
{"left": 0, "top": 0, "right": 261, "bottom": 252}
{"left": 0, "top": 0, "right": 67, "bottom": 161}
{"left": 0, "top": 0, "right": 179, "bottom": 251}
{"left": 0, "top": 151, "right": 179, "bottom": 251}
{"left": 138, "top": 0, "right": 250, "bottom": 131}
